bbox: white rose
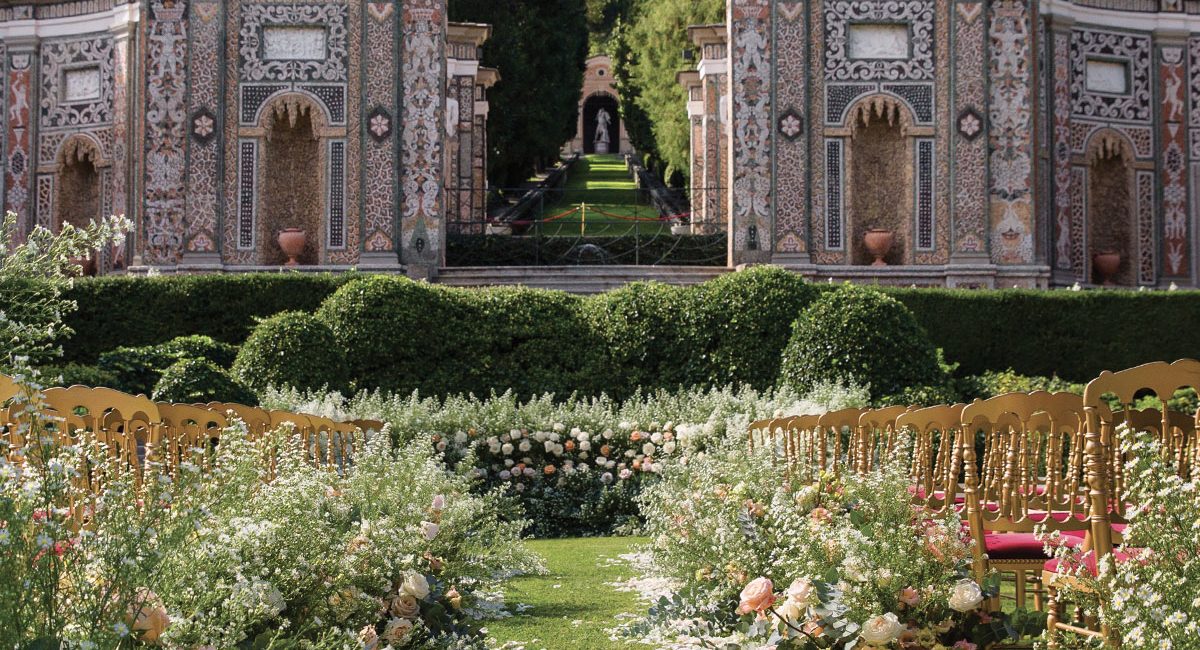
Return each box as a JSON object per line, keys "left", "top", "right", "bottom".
{"left": 501, "top": 443, "right": 514, "bottom": 455}
{"left": 509, "top": 429, "right": 522, "bottom": 439}
{"left": 499, "top": 470, "right": 511, "bottom": 480}
{"left": 401, "top": 573, "right": 430, "bottom": 599}
{"left": 948, "top": 579, "right": 984, "bottom": 612}
{"left": 786, "top": 578, "right": 816, "bottom": 606}
{"left": 650, "top": 432, "right": 663, "bottom": 445}
{"left": 601, "top": 472, "right": 614, "bottom": 484}
{"left": 454, "top": 431, "right": 468, "bottom": 444}
{"left": 777, "top": 599, "right": 804, "bottom": 624}
{"left": 518, "top": 440, "right": 532, "bottom": 453}
{"left": 642, "top": 443, "right": 656, "bottom": 456}
{"left": 420, "top": 521, "right": 439, "bottom": 541}
{"left": 578, "top": 431, "right": 590, "bottom": 442}
{"left": 544, "top": 440, "right": 556, "bottom": 453}
{"left": 860, "top": 612, "right": 905, "bottom": 645}
{"left": 663, "top": 441, "right": 677, "bottom": 454}
{"left": 625, "top": 449, "right": 636, "bottom": 458}
{"left": 596, "top": 456, "right": 608, "bottom": 466}
{"left": 571, "top": 427, "right": 582, "bottom": 437}
{"left": 553, "top": 423, "right": 565, "bottom": 433}
{"left": 579, "top": 441, "right": 591, "bottom": 451}
{"left": 488, "top": 442, "right": 502, "bottom": 454}
{"left": 603, "top": 429, "right": 614, "bottom": 439}
{"left": 503, "top": 458, "right": 514, "bottom": 467}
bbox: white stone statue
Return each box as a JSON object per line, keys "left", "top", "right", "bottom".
{"left": 445, "top": 96, "right": 460, "bottom": 137}
{"left": 594, "top": 108, "right": 611, "bottom": 146}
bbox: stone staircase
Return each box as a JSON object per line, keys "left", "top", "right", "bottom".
{"left": 436, "top": 266, "right": 730, "bottom": 293}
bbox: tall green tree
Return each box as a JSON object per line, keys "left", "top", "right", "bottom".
{"left": 622, "top": 0, "right": 724, "bottom": 182}
{"left": 449, "top": 0, "right": 589, "bottom": 188}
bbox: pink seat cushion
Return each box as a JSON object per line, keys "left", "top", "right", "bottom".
{"left": 1044, "top": 549, "right": 1137, "bottom": 577}
{"left": 983, "top": 532, "right": 1081, "bottom": 560}
{"left": 1061, "top": 523, "right": 1126, "bottom": 539}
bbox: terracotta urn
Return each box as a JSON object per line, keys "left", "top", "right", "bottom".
{"left": 863, "top": 229, "right": 895, "bottom": 266}
{"left": 277, "top": 228, "right": 307, "bottom": 267}
{"left": 1093, "top": 251, "right": 1121, "bottom": 286}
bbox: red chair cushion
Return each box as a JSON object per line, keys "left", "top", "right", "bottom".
{"left": 984, "top": 532, "right": 1081, "bottom": 560}
{"left": 1061, "top": 523, "right": 1126, "bottom": 539}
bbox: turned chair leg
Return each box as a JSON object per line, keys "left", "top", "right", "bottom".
{"left": 1045, "top": 587, "right": 1061, "bottom": 650}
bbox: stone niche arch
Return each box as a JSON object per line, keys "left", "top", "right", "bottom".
{"left": 582, "top": 92, "right": 620, "bottom": 155}
{"left": 248, "top": 92, "right": 344, "bottom": 266}
{"left": 1084, "top": 129, "right": 1136, "bottom": 286}
{"left": 54, "top": 134, "right": 108, "bottom": 232}
{"left": 843, "top": 95, "right": 924, "bottom": 266}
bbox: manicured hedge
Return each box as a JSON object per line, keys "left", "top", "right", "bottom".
{"left": 41, "top": 269, "right": 1200, "bottom": 396}
{"left": 58, "top": 274, "right": 352, "bottom": 364}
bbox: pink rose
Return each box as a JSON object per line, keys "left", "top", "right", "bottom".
{"left": 810, "top": 507, "right": 831, "bottom": 524}
{"left": 953, "top": 642, "right": 978, "bottom": 650}
{"left": 736, "top": 577, "right": 776, "bottom": 616}
{"left": 899, "top": 586, "right": 921, "bottom": 607}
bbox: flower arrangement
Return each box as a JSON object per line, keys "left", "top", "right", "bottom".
{"left": 0, "top": 367, "right": 540, "bottom": 648}
{"left": 623, "top": 435, "right": 1044, "bottom": 649}
{"left": 1045, "top": 427, "right": 1199, "bottom": 649}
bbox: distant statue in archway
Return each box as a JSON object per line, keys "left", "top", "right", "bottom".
{"left": 595, "top": 108, "right": 611, "bottom": 146}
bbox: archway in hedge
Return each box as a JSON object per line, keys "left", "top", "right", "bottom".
{"left": 582, "top": 93, "right": 620, "bottom": 155}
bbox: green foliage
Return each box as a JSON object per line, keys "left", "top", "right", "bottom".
{"left": 449, "top": 0, "right": 588, "bottom": 187}
{"left": 959, "top": 368, "right": 1085, "bottom": 401}
{"left": 779, "top": 284, "right": 950, "bottom": 404}
{"left": 0, "top": 211, "right": 130, "bottom": 370}
{"left": 37, "top": 362, "right": 120, "bottom": 389}
{"left": 59, "top": 273, "right": 350, "bottom": 364}
{"left": 152, "top": 357, "right": 257, "bottom": 405}
{"left": 617, "top": 0, "right": 725, "bottom": 179}
{"left": 97, "top": 335, "right": 241, "bottom": 396}
{"left": 233, "top": 311, "right": 349, "bottom": 395}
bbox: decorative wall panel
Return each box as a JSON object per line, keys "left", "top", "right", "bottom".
{"left": 143, "top": 2, "right": 188, "bottom": 264}
{"left": 952, "top": 0, "right": 987, "bottom": 255}
{"left": 1161, "top": 46, "right": 1189, "bottom": 277}
{"left": 825, "top": 138, "right": 844, "bottom": 249}
{"left": 773, "top": 0, "right": 807, "bottom": 254}
{"left": 1052, "top": 30, "right": 1074, "bottom": 272}
{"left": 39, "top": 36, "right": 113, "bottom": 129}
{"left": 400, "top": 0, "right": 445, "bottom": 266}
{"left": 327, "top": 139, "right": 346, "bottom": 248}
{"left": 1136, "top": 170, "right": 1155, "bottom": 284}
{"left": 239, "top": 4, "right": 348, "bottom": 83}
{"left": 237, "top": 139, "right": 256, "bottom": 250}
{"left": 729, "top": 0, "right": 772, "bottom": 259}
{"left": 4, "top": 52, "right": 31, "bottom": 234}
{"left": 363, "top": 0, "right": 398, "bottom": 253}
{"left": 185, "top": 0, "right": 222, "bottom": 255}
{"left": 988, "top": 0, "right": 1035, "bottom": 264}
{"left": 916, "top": 138, "right": 934, "bottom": 250}
{"left": 1070, "top": 29, "right": 1151, "bottom": 123}
{"left": 824, "top": 0, "right": 935, "bottom": 81}
{"left": 1071, "top": 166, "right": 1086, "bottom": 280}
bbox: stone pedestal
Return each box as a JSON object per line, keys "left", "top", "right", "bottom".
{"left": 595, "top": 142, "right": 609, "bottom": 154}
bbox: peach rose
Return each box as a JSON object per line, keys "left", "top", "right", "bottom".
{"left": 389, "top": 594, "right": 420, "bottom": 619}
{"left": 786, "top": 578, "right": 816, "bottom": 606}
{"left": 899, "top": 586, "right": 921, "bottom": 607}
{"left": 381, "top": 617, "right": 414, "bottom": 644}
{"left": 736, "top": 577, "right": 776, "bottom": 616}
{"left": 127, "top": 588, "right": 170, "bottom": 642}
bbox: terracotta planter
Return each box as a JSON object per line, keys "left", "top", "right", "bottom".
{"left": 863, "top": 229, "right": 895, "bottom": 266}
{"left": 277, "top": 228, "right": 307, "bottom": 267}
{"left": 1093, "top": 251, "right": 1121, "bottom": 286}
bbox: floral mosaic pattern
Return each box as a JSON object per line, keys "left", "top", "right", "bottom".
{"left": 39, "top": 36, "right": 114, "bottom": 129}
{"left": 824, "top": 0, "right": 935, "bottom": 82}
{"left": 1160, "top": 47, "right": 1189, "bottom": 277}
{"left": 363, "top": 0, "right": 398, "bottom": 253}
{"left": 184, "top": 0, "right": 222, "bottom": 256}
{"left": 239, "top": 4, "right": 349, "bottom": 83}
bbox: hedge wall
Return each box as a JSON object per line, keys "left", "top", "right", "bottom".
{"left": 40, "top": 270, "right": 1200, "bottom": 392}
{"left": 58, "top": 274, "right": 351, "bottom": 364}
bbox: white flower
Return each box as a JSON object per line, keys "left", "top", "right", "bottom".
{"left": 431, "top": 494, "right": 445, "bottom": 511}
{"left": 401, "top": 573, "right": 430, "bottom": 599}
{"left": 579, "top": 441, "right": 592, "bottom": 451}
{"left": 601, "top": 472, "right": 614, "bottom": 484}
{"left": 501, "top": 443, "right": 514, "bottom": 456}
{"left": 786, "top": 578, "right": 816, "bottom": 606}
{"left": 650, "top": 432, "right": 663, "bottom": 445}
{"left": 523, "top": 467, "right": 535, "bottom": 477}
{"left": 948, "top": 579, "right": 985, "bottom": 612}
{"left": 619, "top": 468, "right": 633, "bottom": 480}
{"left": 499, "top": 470, "right": 512, "bottom": 480}
{"left": 453, "top": 431, "right": 468, "bottom": 444}
{"left": 642, "top": 443, "right": 656, "bottom": 456}
{"left": 544, "top": 440, "right": 556, "bottom": 453}
{"left": 518, "top": 440, "right": 532, "bottom": 453}
{"left": 663, "top": 441, "right": 677, "bottom": 454}
{"left": 860, "top": 613, "right": 904, "bottom": 644}
{"left": 420, "top": 521, "right": 439, "bottom": 541}
{"left": 596, "top": 456, "right": 608, "bottom": 466}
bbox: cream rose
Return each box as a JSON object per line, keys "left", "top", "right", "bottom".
{"left": 401, "top": 573, "right": 431, "bottom": 599}
{"left": 381, "top": 617, "right": 414, "bottom": 644}
{"left": 431, "top": 494, "right": 446, "bottom": 511}
{"left": 948, "top": 579, "right": 984, "bottom": 612}
{"left": 421, "top": 521, "right": 440, "bottom": 541}
{"left": 389, "top": 594, "right": 420, "bottom": 619}
{"left": 736, "top": 577, "right": 776, "bottom": 616}
{"left": 786, "top": 578, "right": 816, "bottom": 606}
{"left": 860, "top": 612, "right": 905, "bottom": 645}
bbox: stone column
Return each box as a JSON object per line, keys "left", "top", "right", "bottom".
{"left": 690, "top": 25, "right": 730, "bottom": 237}
{"left": 474, "top": 67, "right": 498, "bottom": 223}
{"left": 4, "top": 37, "right": 37, "bottom": 241}
{"left": 771, "top": 0, "right": 810, "bottom": 262}
{"left": 678, "top": 70, "right": 703, "bottom": 229}
{"left": 727, "top": 0, "right": 773, "bottom": 265}
{"left": 400, "top": 0, "right": 447, "bottom": 280}
{"left": 1048, "top": 14, "right": 1077, "bottom": 284}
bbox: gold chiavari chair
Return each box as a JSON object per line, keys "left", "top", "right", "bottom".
{"left": 816, "top": 408, "right": 865, "bottom": 474}
{"left": 1043, "top": 360, "right": 1200, "bottom": 647}
{"left": 156, "top": 402, "right": 227, "bottom": 473}
{"left": 897, "top": 404, "right": 965, "bottom": 518}
{"left": 854, "top": 405, "right": 910, "bottom": 474}
{"left": 960, "top": 392, "right": 1091, "bottom": 610}
{"left": 207, "top": 401, "right": 273, "bottom": 439}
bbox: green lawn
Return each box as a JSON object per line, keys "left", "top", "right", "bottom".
{"left": 486, "top": 537, "right": 650, "bottom": 649}
{"left": 531, "top": 156, "right": 669, "bottom": 237}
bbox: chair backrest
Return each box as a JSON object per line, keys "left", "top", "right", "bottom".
{"left": 41, "top": 386, "right": 161, "bottom": 472}
{"left": 207, "top": 402, "right": 272, "bottom": 437}
{"left": 897, "top": 404, "right": 965, "bottom": 515}
{"left": 854, "top": 405, "right": 910, "bottom": 473}
{"left": 156, "top": 403, "right": 227, "bottom": 469}
{"left": 816, "top": 408, "right": 865, "bottom": 472}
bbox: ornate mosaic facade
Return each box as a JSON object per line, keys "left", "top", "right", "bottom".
{"left": 689, "top": 0, "right": 1200, "bottom": 286}
{"left": 0, "top": 0, "right": 491, "bottom": 274}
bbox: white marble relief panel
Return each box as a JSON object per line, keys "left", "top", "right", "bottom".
{"left": 1085, "top": 59, "right": 1128, "bottom": 94}
{"left": 847, "top": 23, "right": 909, "bottom": 60}
{"left": 262, "top": 26, "right": 327, "bottom": 61}
{"left": 63, "top": 66, "right": 101, "bottom": 102}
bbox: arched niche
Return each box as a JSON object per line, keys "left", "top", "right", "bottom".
{"left": 1085, "top": 129, "right": 1136, "bottom": 286}
{"left": 582, "top": 93, "right": 620, "bottom": 155}
{"left": 54, "top": 134, "right": 105, "bottom": 232}
{"left": 844, "top": 95, "right": 918, "bottom": 266}
{"left": 258, "top": 94, "right": 329, "bottom": 266}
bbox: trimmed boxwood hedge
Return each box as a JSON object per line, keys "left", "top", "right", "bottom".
{"left": 233, "top": 311, "right": 349, "bottom": 394}
{"left": 38, "top": 270, "right": 1200, "bottom": 396}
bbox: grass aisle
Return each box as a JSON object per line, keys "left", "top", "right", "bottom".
{"left": 487, "top": 537, "right": 650, "bottom": 650}
{"left": 534, "top": 155, "right": 663, "bottom": 236}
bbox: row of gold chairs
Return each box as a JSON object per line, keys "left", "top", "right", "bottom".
{"left": 748, "top": 360, "right": 1200, "bottom": 647}
{"left": 0, "top": 376, "right": 385, "bottom": 482}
